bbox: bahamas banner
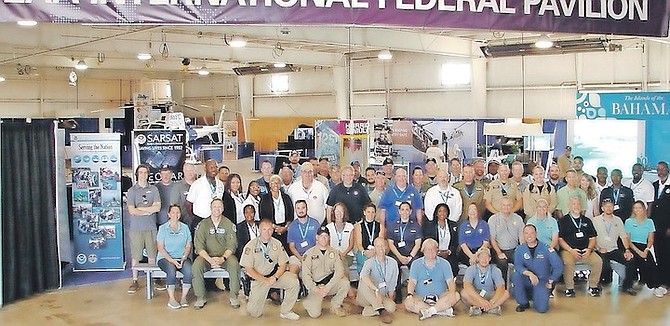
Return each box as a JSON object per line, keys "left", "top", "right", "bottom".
{"left": 0, "top": 1, "right": 668, "bottom": 37}
{"left": 70, "top": 133, "right": 124, "bottom": 271}
{"left": 132, "top": 129, "right": 187, "bottom": 183}
{"left": 576, "top": 92, "right": 670, "bottom": 120}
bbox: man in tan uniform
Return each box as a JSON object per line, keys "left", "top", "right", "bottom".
{"left": 301, "top": 226, "right": 350, "bottom": 318}
{"left": 240, "top": 219, "right": 301, "bottom": 320}
{"left": 484, "top": 164, "right": 522, "bottom": 215}
{"left": 453, "top": 164, "right": 486, "bottom": 223}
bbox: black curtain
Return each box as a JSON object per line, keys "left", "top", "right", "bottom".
{"left": 2, "top": 120, "right": 60, "bottom": 304}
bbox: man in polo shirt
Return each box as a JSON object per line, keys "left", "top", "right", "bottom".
{"left": 625, "top": 163, "right": 655, "bottom": 210}
{"left": 351, "top": 160, "right": 368, "bottom": 187}
{"left": 595, "top": 166, "right": 611, "bottom": 193}
{"left": 484, "top": 164, "right": 522, "bottom": 215}
{"left": 424, "top": 168, "right": 462, "bottom": 222}
{"left": 558, "top": 196, "right": 602, "bottom": 297}
{"left": 592, "top": 199, "right": 636, "bottom": 295}
{"left": 287, "top": 162, "right": 330, "bottom": 225}
{"left": 257, "top": 160, "right": 273, "bottom": 195}
{"left": 170, "top": 163, "right": 197, "bottom": 234}
{"left": 326, "top": 166, "right": 371, "bottom": 224}
{"left": 286, "top": 200, "right": 320, "bottom": 275}
{"left": 404, "top": 239, "right": 460, "bottom": 320}
{"left": 127, "top": 164, "right": 161, "bottom": 294}
{"left": 555, "top": 169, "right": 588, "bottom": 218}
{"left": 473, "top": 159, "right": 490, "bottom": 187}
{"left": 548, "top": 164, "right": 566, "bottom": 191}
{"left": 387, "top": 201, "right": 423, "bottom": 303}
{"left": 488, "top": 198, "right": 524, "bottom": 281}
{"left": 156, "top": 166, "right": 175, "bottom": 225}
{"left": 600, "top": 169, "right": 634, "bottom": 220}
{"left": 461, "top": 248, "right": 509, "bottom": 316}
{"left": 379, "top": 168, "right": 423, "bottom": 227}
{"left": 186, "top": 159, "right": 224, "bottom": 229}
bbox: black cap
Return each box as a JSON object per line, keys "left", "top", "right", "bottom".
{"left": 383, "top": 157, "right": 394, "bottom": 165}
{"left": 351, "top": 160, "right": 361, "bottom": 167}
{"left": 317, "top": 226, "right": 330, "bottom": 236}
{"left": 565, "top": 145, "right": 572, "bottom": 151}
{"left": 425, "top": 157, "right": 437, "bottom": 164}
{"left": 289, "top": 150, "right": 299, "bottom": 156}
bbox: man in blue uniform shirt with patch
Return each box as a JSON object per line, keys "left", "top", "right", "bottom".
{"left": 512, "top": 224, "right": 563, "bottom": 313}
{"left": 379, "top": 168, "right": 423, "bottom": 227}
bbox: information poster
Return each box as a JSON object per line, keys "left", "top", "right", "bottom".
{"left": 132, "top": 129, "right": 187, "bottom": 183}
{"left": 71, "top": 133, "right": 124, "bottom": 271}
{"left": 315, "top": 120, "right": 369, "bottom": 167}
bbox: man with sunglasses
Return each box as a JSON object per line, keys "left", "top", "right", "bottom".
{"left": 461, "top": 248, "right": 509, "bottom": 317}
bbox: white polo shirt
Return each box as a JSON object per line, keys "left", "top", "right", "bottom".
{"left": 625, "top": 178, "right": 655, "bottom": 204}
{"left": 424, "top": 184, "right": 463, "bottom": 222}
{"left": 286, "top": 179, "right": 330, "bottom": 225}
{"left": 186, "top": 175, "right": 224, "bottom": 218}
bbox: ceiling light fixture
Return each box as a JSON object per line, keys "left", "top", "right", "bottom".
{"left": 229, "top": 36, "right": 247, "bottom": 48}
{"left": 534, "top": 34, "right": 554, "bottom": 49}
{"left": 198, "top": 66, "right": 210, "bottom": 76}
{"left": 0, "top": 76, "right": 5, "bottom": 82}
{"left": 17, "top": 20, "right": 37, "bottom": 27}
{"left": 274, "top": 62, "right": 287, "bottom": 68}
{"left": 75, "top": 59, "right": 88, "bottom": 70}
{"left": 137, "top": 53, "right": 152, "bottom": 60}
{"left": 378, "top": 49, "right": 393, "bottom": 60}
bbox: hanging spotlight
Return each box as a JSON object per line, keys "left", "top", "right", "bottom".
{"left": 75, "top": 59, "right": 88, "bottom": 70}
{"left": 198, "top": 66, "right": 210, "bottom": 76}
{"left": 17, "top": 20, "right": 37, "bottom": 27}
{"left": 229, "top": 36, "right": 247, "bottom": 48}
{"left": 378, "top": 49, "right": 393, "bottom": 60}
{"left": 137, "top": 53, "right": 152, "bottom": 60}
{"left": 534, "top": 34, "right": 554, "bottom": 49}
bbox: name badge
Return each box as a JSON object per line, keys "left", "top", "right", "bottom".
{"left": 378, "top": 282, "right": 387, "bottom": 289}
{"left": 216, "top": 228, "right": 226, "bottom": 234}
{"left": 300, "top": 241, "right": 309, "bottom": 248}
{"left": 613, "top": 205, "right": 620, "bottom": 210}
{"left": 479, "top": 289, "right": 486, "bottom": 297}
{"left": 209, "top": 227, "right": 216, "bottom": 235}
{"left": 397, "top": 241, "right": 406, "bottom": 248}
{"left": 575, "top": 232, "right": 584, "bottom": 238}
{"left": 465, "top": 230, "right": 472, "bottom": 234}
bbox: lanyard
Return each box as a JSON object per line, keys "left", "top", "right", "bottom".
{"left": 335, "top": 224, "right": 344, "bottom": 246}
{"left": 302, "top": 184, "right": 312, "bottom": 197}
{"left": 604, "top": 218, "right": 614, "bottom": 236}
{"left": 477, "top": 265, "right": 490, "bottom": 284}
{"left": 438, "top": 224, "right": 448, "bottom": 243}
{"left": 422, "top": 260, "right": 434, "bottom": 278}
{"left": 250, "top": 224, "right": 259, "bottom": 237}
{"left": 570, "top": 217, "right": 583, "bottom": 231}
{"left": 233, "top": 192, "right": 244, "bottom": 205}
{"left": 374, "top": 257, "right": 387, "bottom": 282}
{"left": 298, "top": 219, "right": 311, "bottom": 240}
{"left": 273, "top": 195, "right": 282, "bottom": 210}
{"left": 364, "top": 221, "right": 376, "bottom": 245}
{"left": 399, "top": 222, "right": 409, "bottom": 242}
{"left": 392, "top": 186, "right": 407, "bottom": 200}
{"left": 439, "top": 189, "right": 451, "bottom": 203}
{"left": 208, "top": 179, "right": 217, "bottom": 198}
{"left": 257, "top": 239, "right": 271, "bottom": 261}
{"left": 612, "top": 188, "right": 620, "bottom": 205}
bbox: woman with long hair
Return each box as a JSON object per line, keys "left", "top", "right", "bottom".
{"left": 354, "top": 203, "right": 382, "bottom": 274}
{"left": 223, "top": 173, "right": 245, "bottom": 224}
{"left": 326, "top": 202, "right": 355, "bottom": 270}
{"left": 625, "top": 200, "right": 667, "bottom": 298}
{"left": 156, "top": 204, "right": 193, "bottom": 309}
{"left": 424, "top": 203, "right": 459, "bottom": 274}
{"left": 241, "top": 180, "right": 262, "bottom": 221}
{"left": 580, "top": 174, "right": 599, "bottom": 218}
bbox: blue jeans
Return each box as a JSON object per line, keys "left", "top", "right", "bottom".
{"left": 157, "top": 258, "right": 193, "bottom": 286}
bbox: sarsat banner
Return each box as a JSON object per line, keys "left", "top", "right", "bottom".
{"left": 577, "top": 92, "right": 670, "bottom": 120}
{"left": 132, "top": 129, "right": 187, "bottom": 183}
{"left": 0, "top": 0, "right": 668, "bottom": 36}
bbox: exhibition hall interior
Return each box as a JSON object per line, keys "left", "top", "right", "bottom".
{"left": 1, "top": 2, "right": 670, "bottom": 325}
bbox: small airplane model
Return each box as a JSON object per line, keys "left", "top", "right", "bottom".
{"left": 187, "top": 105, "right": 227, "bottom": 144}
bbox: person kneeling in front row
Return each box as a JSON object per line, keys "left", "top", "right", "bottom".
{"left": 461, "top": 247, "right": 509, "bottom": 317}
{"left": 240, "top": 219, "right": 301, "bottom": 320}
{"left": 356, "top": 237, "right": 398, "bottom": 324}
{"left": 512, "top": 224, "right": 563, "bottom": 313}
{"left": 404, "top": 238, "right": 460, "bottom": 320}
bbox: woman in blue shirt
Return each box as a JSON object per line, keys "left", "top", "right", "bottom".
{"left": 157, "top": 204, "right": 193, "bottom": 308}
{"left": 625, "top": 200, "right": 666, "bottom": 298}
{"left": 458, "top": 203, "right": 490, "bottom": 266}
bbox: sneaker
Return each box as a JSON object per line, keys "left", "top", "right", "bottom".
{"left": 549, "top": 290, "right": 555, "bottom": 298}
{"left": 280, "top": 311, "right": 301, "bottom": 321}
{"left": 622, "top": 288, "right": 638, "bottom": 296}
{"left": 436, "top": 307, "right": 455, "bottom": 317}
{"left": 660, "top": 287, "right": 668, "bottom": 295}
{"left": 167, "top": 299, "right": 181, "bottom": 309}
{"left": 193, "top": 298, "right": 207, "bottom": 310}
{"left": 516, "top": 303, "right": 530, "bottom": 312}
{"left": 155, "top": 280, "right": 167, "bottom": 291}
{"left": 379, "top": 310, "right": 394, "bottom": 324}
{"left": 653, "top": 287, "right": 665, "bottom": 298}
{"left": 419, "top": 308, "right": 433, "bottom": 321}
{"left": 488, "top": 306, "right": 502, "bottom": 316}
{"left": 565, "top": 289, "right": 576, "bottom": 297}
{"left": 230, "top": 297, "right": 241, "bottom": 309}
{"left": 180, "top": 299, "right": 189, "bottom": 307}
{"left": 330, "top": 306, "right": 347, "bottom": 317}
{"left": 127, "top": 281, "right": 140, "bottom": 294}
{"left": 588, "top": 287, "right": 601, "bottom": 297}
{"left": 468, "top": 306, "right": 482, "bottom": 317}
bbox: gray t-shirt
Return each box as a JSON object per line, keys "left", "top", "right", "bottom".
{"left": 170, "top": 180, "right": 192, "bottom": 222}
{"left": 155, "top": 182, "right": 175, "bottom": 225}
{"left": 489, "top": 213, "right": 524, "bottom": 251}
{"left": 463, "top": 264, "right": 505, "bottom": 293}
{"left": 360, "top": 256, "right": 399, "bottom": 297}
{"left": 127, "top": 183, "right": 160, "bottom": 232}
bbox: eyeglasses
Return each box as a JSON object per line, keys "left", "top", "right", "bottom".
{"left": 376, "top": 171, "right": 385, "bottom": 176}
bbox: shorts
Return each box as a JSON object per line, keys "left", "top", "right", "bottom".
{"left": 130, "top": 230, "right": 158, "bottom": 261}
{"left": 288, "top": 255, "right": 303, "bottom": 267}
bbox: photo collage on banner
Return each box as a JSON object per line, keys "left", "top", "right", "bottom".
{"left": 132, "top": 129, "right": 187, "bottom": 183}
{"left": 71, "top": 133, "right": 124, "bottom": 270}
{"left": 315, "top": 120, "right": 369, "bottom": 167}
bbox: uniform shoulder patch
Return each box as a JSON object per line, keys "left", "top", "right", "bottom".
{"left": 244, "top": 247, "right": 251, "bottom": 255}
{"left": 329, "top": 252, "right": 335, "bottom": 259}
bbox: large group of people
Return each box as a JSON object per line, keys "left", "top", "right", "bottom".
{"left": 125, "top": 150, "right": 670, "bottom": 322}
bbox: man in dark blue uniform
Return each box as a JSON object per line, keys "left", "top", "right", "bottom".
{"left": 512, "top": 225, "right": 563, "bottom": 313}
